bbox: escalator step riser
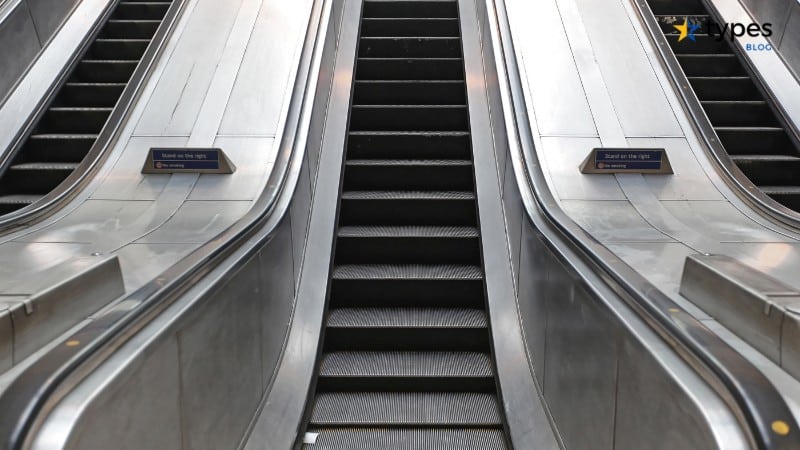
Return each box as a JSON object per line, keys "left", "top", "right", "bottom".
{"left": 703, "top": 102, "right": 779, "bottom": 127}
{"left": 323, "top": 327, "right": 490, "bottom": 352}
{"left": 359, "top": 38, "right": 461, "bottom": 58}
{"left": 36, "top": 109, "right": 111, "bottom": 134}
{"left": 2, "top": 169, "right": 72, "bottom": 194}
{"left": 768, "top": 193, "right": 800, "bottom": 212}
{"left": 647, "top": 0, "right": 706, "bottom": 15}
{"left": 100, "top": 20, "right": 160, "bottom": 39}
{"left": 353, "top": 81, "right": 466, "bottom": 105}
{"left": 689, "top": 78, "right": 760, "bottom": 101}
{"left": 350, "top": 106, "right": 468, "bottom": 131}
{"left": 347, "top": 132, "right": 470, "bottom": 159}
{"left": 23, "top": 137, "right": 96, "bottom": 163}
{"left": 339, "top": 198, "right": 476, "bottom": 225}
{"left": 55, "top": 84, "right": 126, "bottom": 107}
{"left": 89, "top": 39, "right": 149, "bottom": 60}
{"left": 360, "top": 18, "right": 460, "bottom": 37}
{"left": 343, "top": 163, "right": 473, "bottom": 190}
{"left": 677, "top": 55, "right": 745, "bottom": 76}
{"left": 330, "top": 279, "right": 485, "bottom": 308}
{"left": 716, "top": 129, "right": 795, "bottom": 156}
{"left": 363, "top": 1, "right": 458, "bottom": 19}
{"left": 112, "top": 3, "right": 171, "bottom": 21}
{"left": 335, "top": 236, "right": 480, "bottom": 264}
{"left": 666, "top": 34, "right": 730, "bottom": 54}
{"left": 357, "top": 58, "right": 464, "bottom": 80}
{"left": 316, "top": 376, "right": 495, "bottom": 393}
{"left": 735, "top": 159, "right": 800, "bottom": 186}
{"left": 74, "top": 61, "right": 137, "bottom": 83}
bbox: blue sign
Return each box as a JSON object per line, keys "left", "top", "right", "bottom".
{"left": 152, "top": 149, "right": 220, "bottom": 171}
{"left": 594, "top": 149, "right": 663, "bottom": 171}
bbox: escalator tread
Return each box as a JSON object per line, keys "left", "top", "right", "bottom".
{"left": 300, "top": 0, "right": 508, "bottom": 447}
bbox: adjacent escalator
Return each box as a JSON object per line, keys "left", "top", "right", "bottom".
{"left": 646, "top": 0, "right": 800, "bottom": 211}
{"left": 0, "top": 0, "right": 174, "bottom": 215}
{"left": 299, "top": 1, "right": 509, "bottom": 447}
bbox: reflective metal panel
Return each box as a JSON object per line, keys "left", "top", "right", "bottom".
{"left": 135, "top": 200, "right": 252, "bottom": 244}
{"left": 0, "top": 300, "right": 16, "bottom": 372}
{"left": 178, "top": 258, "right": 262, "bottom": 450}
{"left": 615, "top": 337, "right": 725, "bottom": 450}
{"left": 504, "top": 0, "right": 597, "bottom": 136}
{"left": 0, "top": 3, "right": 40, "bottom": 101}
{"left": 561, "top": 200, "right": 674, "bottom": 242}
{"left": 544, "top": 275, "right": 618, "bottom": 450}
{"left": 219, "top": 0, "right": 311, "bottom": 135}
{"left": 113, "top": 243, "right": 194, "bottom": 291}
{"left": 188, "top": 137, "right": 276, "bottom": 201}
{"left": 539, "top": 137, "right": 626, "bottom": 201}
{"left": 65, "top": 339, "right": 182, "bottom": 450}
{"left": 26, "top": 0, "right": 80, "bottom": 44}
{"left": 661, "top": 201, "right": 795, "bottom": 243}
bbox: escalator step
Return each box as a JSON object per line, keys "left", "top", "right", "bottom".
{"left": 714, "top": 127, "right": 795, "bottom": 156}
{"left": 347, "top": 131, "right": 471, "bottom": 160}
{"left": 357, "top": 58, "right": 464, "bottom": 80}
{"left": 676, "top": 54, "right": 745, "bottom": 76}
{"left": 359, "top": 37, "right": 462, "bottom": 58}
{"left": 56, "top": 83, "right": 127, "bottom": 107}
{"left": 339, "top": 191, "right": 476, "bottom": 226}
{"left": 303, "top": 427, "right": 507, "bottom": 449}
{"left": 344, "top": 159, "right": 473, "bottom": 190}
{"left": 113, "top": 2, "right": 171, "bottom": 20}
{"left": 309, "top": 392, "right": 502, "bottom": 426}
{"left": 353, "top": 81, "right": 466, "bottom": 105}
{"left": 666, "top": 33, "right": 729, "bottom": 54}
{"left": 3, "top": 163, "right": 79, "bottom": 194}
{"left": 74, "top": 60, "right": 138, "bottom": 83}
{"left": 0, "top": 195, "right": 40, "bottom": 214}
{"left": 336, "top": 225, "right": 479, "bottom": 264}
{"left": 316, "top": 351, "right": 494, "bottom": 392}
{"left": 688, "top": 77, "right": 760, "bottom": 101}
{"left": 324, "top": 308, "right": 489, "bottom": 351}
{"left": 363, "top": 0, "right": 458, "bottom": 19}
{"left": 36, "top": 108, "right": 112, "bottom": 134}
{"left": 730, "top": 155, "right": 800, "bottom": 186}
{"left": 101, "top": 20, "right": 161, "bottom": 39}
{"left": 24, "top": 134, "right": 98, "bottom": 162}
{"left": 701, "top": 101, "right": 778, "bottom": 127}
{"left": 350, "top": 105, "right": 468, "bottom": 131}
{"left": 360, "top": 18, "right": 460, "bottom": 37}
{"left": 89, "top": 38, "right": 150, "bottom": 60}
{"left": 333, "top": 264, "right": 482, "bottom": 280}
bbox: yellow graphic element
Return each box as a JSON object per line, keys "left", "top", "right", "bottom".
{"left": 674, "top": 18, "right": 690, "bottom": 42}
{"left": 772, "top": 420, "right": 790, "bottom": 436}
{"left": 65, "top": 340, "right": 80, "bottom": 347}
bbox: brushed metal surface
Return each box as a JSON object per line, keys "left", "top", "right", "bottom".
{"left": 0, "top": 3, "right": 40, "bottom": 102}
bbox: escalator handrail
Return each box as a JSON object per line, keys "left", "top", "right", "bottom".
{"left": 488, "top": 0, "right": 800, "bottom": 448}
{"left": 634, "top": 0, "right": 800, "bottom": 231}
{"left": 0, "top": 0, "right": 332, "bottom": 448}
{"left": 0, "top": 0, "right": 186, "bottom": 234}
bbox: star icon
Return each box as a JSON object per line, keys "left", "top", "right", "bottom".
{"left": 674, "top": 17, "right": 700, "bottom": 42}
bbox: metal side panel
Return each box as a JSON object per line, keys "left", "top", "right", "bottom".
{"left": 62, "top": 338, "right": 182, "bottom": 450}
{"left": 0, "top": 300, "right": 18, "bottom": 372}
{"left": 178, "top": 258, "right": 263, "bottom": 450}
{"left": 25, "top": 0, "right": 81, "bottom": 44}
{"left": 0, "top": 2, "right": 41, "bottom": 101}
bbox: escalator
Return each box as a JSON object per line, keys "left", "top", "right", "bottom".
{"left": 300, "top": 1, "right": 509, "bottom": 447}
{"left": 0, "top": 0, "right": 174, "bottom": 215}
{"left": 646, "top": 0, "right": 800, "bottom": 211}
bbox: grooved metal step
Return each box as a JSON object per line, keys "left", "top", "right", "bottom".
{"left": 301, "top": 1, "right": 507, "bottom": 446}
{"left": 303, "top": 427, "right": 507, "bottom": 449}
{"left": 309, "top": 392, "right": 502, "bottom": 426}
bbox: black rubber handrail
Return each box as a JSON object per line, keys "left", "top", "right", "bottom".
{"left": 489, "top": 0, "right": 799, "bottom": 448}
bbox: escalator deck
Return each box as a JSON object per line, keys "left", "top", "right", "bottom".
{"left": 0, "top": 0, "right": 174, "bottom": 215}
{"left": 301, "top": 1, "right": 509, "bottom": 448}
{"left": 646, "top": 0, "right": 800, "bottom": 211}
